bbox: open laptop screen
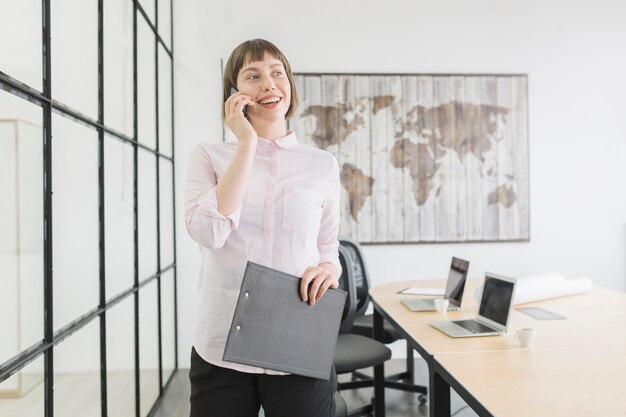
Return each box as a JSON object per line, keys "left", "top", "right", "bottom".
{"left": 445, "top": 257, "right": 469, "bottom": 306}
{"left": 478, "top": 275, "right": 515, "bottom": 326}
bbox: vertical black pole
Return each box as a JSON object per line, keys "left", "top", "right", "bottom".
{"left": 97, "top": 0, "right": 108, "bottom": 416}
{"left": 170, "top": 0, "right": 178, "bottom": 372}
{"left": 373, "top": 308, "right": 386, "bottom": 417}
{"left": 154, "top": 0, "right": 164, "bottom": 395}
{"left": 42, "top": 0, "right": 54, "bottom": 415}
{"left": 429, "top": 366, "right": 451, "bottom": 417}
{"left": 133, "top": 2, "right": 141, "bottom": 417}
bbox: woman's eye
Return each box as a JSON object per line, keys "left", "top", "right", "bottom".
{"left": 275, "top": 71, "right": 283, "bottom": 76}
{"left": 248, "top": 74, "right": 259, "bottom": 80}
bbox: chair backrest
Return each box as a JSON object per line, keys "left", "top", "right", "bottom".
{"left": 337, "top": 245, "right": 357, "bottom": 334}
{"left": 339, "top": 238, "right": 371, "bottom": 317}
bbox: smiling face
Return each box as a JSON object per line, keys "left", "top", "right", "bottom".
{"left": 237, "top": 54, "right": 291, "bottom": 123}
{"left": 222, "top": 39, "right": 299, "bottom": 121}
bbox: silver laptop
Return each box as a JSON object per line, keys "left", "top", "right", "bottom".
{"left": 430, "top": 273, "right": 517, "bottom": 338}
{"left": 401, "top": 257, "right": 470, "bottom": 312}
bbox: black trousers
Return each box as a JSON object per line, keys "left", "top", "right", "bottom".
{"left": 189, "top": 347, "right": 337, "bottom": 417}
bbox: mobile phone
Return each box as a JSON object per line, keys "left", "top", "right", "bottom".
{"left": 229, "top": 87, "right": 248, "bottom": 118}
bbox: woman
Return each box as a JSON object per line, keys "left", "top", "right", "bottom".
{"left": 185, "top": 39, "right": 342, "bottom": 417}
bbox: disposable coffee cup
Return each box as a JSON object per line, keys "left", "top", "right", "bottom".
{"left": 515, "top": 328, "right": 536, "bottom": 347}
{"left": 434, "top": 298, "right": 449, "bottom": 313}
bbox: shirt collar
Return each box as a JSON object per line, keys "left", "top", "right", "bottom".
{"left": 256, "top": 130, "right": 298, "bottom": 152}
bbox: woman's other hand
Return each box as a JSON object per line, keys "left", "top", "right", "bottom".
{"left": 300, "top": 264, "right": 339, "bottom": 306}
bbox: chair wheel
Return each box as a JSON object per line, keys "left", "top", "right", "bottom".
{"left": 418, "top": 394, "right": 427, "bottom": 405}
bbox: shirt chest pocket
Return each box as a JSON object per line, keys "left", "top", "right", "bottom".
{"left": 282, "top": 186, "right": 323, "bottom": 234}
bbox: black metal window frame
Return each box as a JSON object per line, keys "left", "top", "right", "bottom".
{"left": 0, "top": 1, "right": 178, "bottom": 416}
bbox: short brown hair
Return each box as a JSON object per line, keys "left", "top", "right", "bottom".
{"left": 222, "top": 39, "right": 299, "bottom": 119}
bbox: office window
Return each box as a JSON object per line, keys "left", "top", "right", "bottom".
{"left": 0, "top": 356, "right": 44, "bottom": 414}
{"left": 0, "top": 2, "right": 42, "bottom": 91}
{"left": 51, "top": 0, "right": 99, "bottom": 120}
{"left": 160, "top": 270, "right": 176, "bottom": 385}
{"left": 159, "top": 162, "right": 174, "bottom": 268}
{"left": 0, "top": 1, "right": 177, "bottom": 416}
{"left": 104, "top": 0, "right": 134, "bottom": 137}
{"left": 137, "top": 17, "right": 157, "bottom": 151}
{"left": 52, "top": 114, "right": 99, "bottom": 331}
{"left": 0, "top": 91, "right": 44, "bottom": 375}
{"left": 106, "top": 297, "right": 135, "bottom": 417}
{"left": 158, "top": 45, "right": 173, "bottom": 158}
{"left": 104, "top": 137, "right": 135, "bottom": 300}
{"left": 139, "top": 149, "right": 158, "bottom": 280}
{"left": 53, "top": 321, "right": 101, "bottom": 417}
{"left": 157, "top": 0, "right": 172, "bottom": 50}
{"left": 139, "top": 281, "right": 160, "bottom": 417}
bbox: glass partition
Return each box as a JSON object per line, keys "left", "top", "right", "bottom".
{"left": 138, "top": 0, "right": 155, "bottom": 27}
{"left": 158, "top": 45, "right": 173, "bottom": 158}
{"left": 139, "top": 149, "right": 158, "bottom": 280}
{"left": 137, "top": 16, "right": 156, "bottom": 150}
{"left": 159, "top": 160, "right": 174, "bottom": 268}
{"left": 106, "top": 297, "right": 136, "bottom": 417}
{"left": 0, "top": 2, "right": 176, "bottom": 416}
{"left": 161, "top": 270, "right": 176, "bottom": 384}
{"left": 105, "top": 137, "right": 135, "bottom": 299}
{"left": 0, "top": 356, "right": 44, "bottom": 417}
{"left": 0, "top": 116, "right": 44, "bottom": 366}
{"left": 52, "top": 115, "right": 99, "bottom": 331}
{"left": 0, "top": 1, "right": 42, "bottom": 91}
{"left": 104, "top": 0, "right": 134, "bottom": 137}
{"left": 54, "top": 321, "right": 101, "bottom": 417}
{"left": 139, "top": 280, "right": 160, "bottom": 417}
{"left": 51, "top": 0, "right": 98, "bottom": 120}
{"left": 158, "top": 0, "right": 172, "bottom": 49}
{"left": 0, "top": 90, "right": 44, "bottom": 378}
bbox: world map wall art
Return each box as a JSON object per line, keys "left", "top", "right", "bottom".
{"left": 290, "top": 73, "right": 529, "bottom": 244}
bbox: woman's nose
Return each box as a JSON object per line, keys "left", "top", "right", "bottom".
{"left": 262, "top": 77, "right": 276, "bottom": 90}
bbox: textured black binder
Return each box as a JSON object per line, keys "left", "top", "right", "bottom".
{"left": 223, "top": 261, "right": 346, "bottom": 380}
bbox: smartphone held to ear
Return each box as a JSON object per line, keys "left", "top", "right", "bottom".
{"left": 230, "top": 87, "right": 248, "bottom": 118}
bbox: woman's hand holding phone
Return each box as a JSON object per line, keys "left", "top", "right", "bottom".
{"left": 225, "top": 87, "right": 256, "bottom": 144}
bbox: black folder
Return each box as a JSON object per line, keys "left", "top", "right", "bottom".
{"left": 222, "top": 261, "right": 346, "bottom": 380}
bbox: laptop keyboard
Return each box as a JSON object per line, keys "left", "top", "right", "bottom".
{"left": 454, "top": 320, "right": 496, "bottom": 333}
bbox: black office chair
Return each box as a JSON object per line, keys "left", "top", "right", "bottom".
{"left": 339, "top": 238, "right": 427, "bottom": 403}
{"left": 334, "top": 245, "right": 391, "bottom": 417}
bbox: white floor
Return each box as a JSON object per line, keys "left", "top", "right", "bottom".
{"left": 0, "top": 369, "right": 174, "bottom": 417}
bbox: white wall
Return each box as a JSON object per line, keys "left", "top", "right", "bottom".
{"left": 174, "top": 0, "right": 626, "bottom": 365}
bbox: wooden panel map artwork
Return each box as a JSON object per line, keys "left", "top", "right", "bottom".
{"left": 290, "top": 74, "right": 529, "bottom": 244}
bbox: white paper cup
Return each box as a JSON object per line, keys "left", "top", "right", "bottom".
{"left": 434, "top": 298, "right": 449, "bottom": 313}
{"left": 515, "top": 328, "right": 536, "bottom": 347}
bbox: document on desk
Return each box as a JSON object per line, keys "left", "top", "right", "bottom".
{"left": 223, "top": 261, "right": 347, "bottom": 380}
{"left": 399, "top": 287, "right": 445, "bottom": 296}
{"left": 515, "top": 307, "right": 567, "bottom": 320}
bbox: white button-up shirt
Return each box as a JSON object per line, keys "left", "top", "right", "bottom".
{"left": 185, "top": 131, "right": 342, "bottom": 374}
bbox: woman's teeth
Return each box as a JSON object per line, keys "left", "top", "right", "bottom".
{"left": 259, "top": 97, "right": 280, "bottom": 104}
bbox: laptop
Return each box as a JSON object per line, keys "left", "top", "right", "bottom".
{"left": 401, "top": 257, "right": 470, "bottom": 312}
{"left": 430, "top": 273, "right": 517, "bottom": 338}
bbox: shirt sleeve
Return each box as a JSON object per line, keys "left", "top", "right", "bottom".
{"left": 317, "top": 155, "right": 342, "bottom": 278}
{"left": 185, "top": 144, "right": 241, "bottom": 249}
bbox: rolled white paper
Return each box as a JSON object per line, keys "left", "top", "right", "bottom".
{"left": 473, "top": 273, "right": 593, "bottom": 305}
